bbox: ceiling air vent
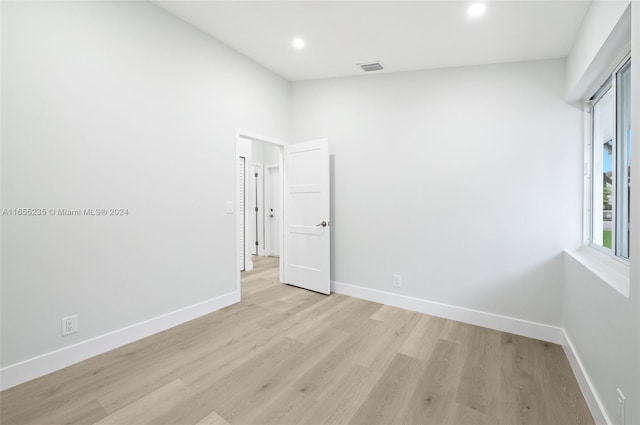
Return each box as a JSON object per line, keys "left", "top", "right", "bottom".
{"left": 358, "top": 61, "right": 384, "bottom": 72}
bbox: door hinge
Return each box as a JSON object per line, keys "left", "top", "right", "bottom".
{"left": 255, "top": 207, "right": 259, "bottom": 212}
{"left": 255, "top": 241, "right": 259, "bottom": 246}
{"left": 255, "top": 173, "right": 258, "bottom": 177}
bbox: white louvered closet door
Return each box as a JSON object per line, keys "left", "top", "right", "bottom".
{"left": 238, "top": 156, "right": 246, "bottom": 271}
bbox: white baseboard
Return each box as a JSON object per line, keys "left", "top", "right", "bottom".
{"left": 331, "top": 281, "right": 563, "bottom": 344}
{"left": 0, "top": 291, "right": 240, "bottom": 391}
{"left": 561, "top": 330, "right": 611, "bottom": 425}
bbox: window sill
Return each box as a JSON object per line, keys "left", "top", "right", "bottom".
{"left": 565, "top": 247, "right": 630, "bottom": 297}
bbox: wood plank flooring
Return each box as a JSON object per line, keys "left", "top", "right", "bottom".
{"left": 0, "top": 255, "right": 594, "bottom": 425}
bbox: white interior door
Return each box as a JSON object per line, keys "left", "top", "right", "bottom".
{"left": 283, "top": 138, "right": 330, "bottom": 294}
{"left": 266, "top": 165, "right": 280, "bottom": 257}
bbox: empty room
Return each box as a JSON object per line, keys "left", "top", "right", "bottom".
{"left": 1, "top": 1, "right": 639, "bottom": 424}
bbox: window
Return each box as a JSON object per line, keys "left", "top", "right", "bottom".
{"left": 589, "top": 56, "right": 631, "bottom": 260}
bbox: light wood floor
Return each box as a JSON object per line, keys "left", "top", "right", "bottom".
{"left": 1, "top": 255, "right": 593, "bottom": 425}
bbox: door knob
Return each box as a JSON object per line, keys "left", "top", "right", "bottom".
{"left": 316, "top": 221, "right": 329, "bottom": 227}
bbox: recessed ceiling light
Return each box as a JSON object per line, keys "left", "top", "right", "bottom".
{"left": 467, "top": 3, "right": 486, "bottom": 17}
{"left": 292, "top": 38, "right": 305, "bottom": 49}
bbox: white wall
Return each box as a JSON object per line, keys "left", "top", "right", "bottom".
{"left": 1, "top": 1, "right": 289, "bottom": 372}
{"left": 565, "top": 1, "right": 630, "bottom": 102}
{"left": 563, "top": 3, "right": 640, "bottom": 424}
{"left": 251, "top": 140, "right": 280, "bottom": 166}
{"left": 563, "top": 254, "right": 639, "bottom": 425}
{"left": 252, "top": 141, "right": 265, "bottom": 164}
{"left": 291, "top": 59, "right": 582, "bottom": 326}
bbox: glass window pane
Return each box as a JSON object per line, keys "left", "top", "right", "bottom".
{"left": 592, "top": 87, "right": 614, "bottom": 249}
{"left": 602, "top": 140, "right": 614, "bottom": 249}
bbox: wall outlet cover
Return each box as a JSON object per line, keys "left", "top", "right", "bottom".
{"left": 393, "top": 274, "right": 402, "bottom": 288}
{"left": 61, "top": 315, "right": 78, "bottom": 336}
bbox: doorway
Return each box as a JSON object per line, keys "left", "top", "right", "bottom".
{"left": 236, "top": 130, "right": 331, "bottom": 296}
{"left": 265, "top": 164, "right": 280, "bottom": 257}
{"left": 236, "top": 130, "right": 285, "bottom": 294}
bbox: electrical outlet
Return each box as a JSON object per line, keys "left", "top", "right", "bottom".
{"left": 392, "top": 274, "right": 402, "bottom": 288}
{"left": 61, "top": 315, "right": 78, "bottom": 336}
{"left": 616, "top": 388, "right": 626, "bottom": 425}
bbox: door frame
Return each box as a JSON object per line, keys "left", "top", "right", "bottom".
{"left": 235, "top": 129, "right": 285, "bottom": 295}
{"left": 264, "top": 163, "right": 280, "bottom": 257}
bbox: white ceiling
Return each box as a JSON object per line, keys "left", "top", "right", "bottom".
{"left": 153, "top": 1, "right": 592, "bottom": 81}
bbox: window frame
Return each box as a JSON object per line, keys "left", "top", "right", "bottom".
{"left": 586, "top": 53, "right": 631, "bottom": 264}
